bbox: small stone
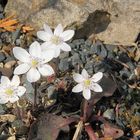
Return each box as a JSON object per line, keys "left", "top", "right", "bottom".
{"left": 4, "top": 60, "right": 16, "bottom": 68}
{"left": 103, "top": 109, "right": 115, "bottom": 120}
{"left": 85, "top": 61, "right": 94, "bottom": 75}
{"left": 59, "top": 58, "right": 69, "bottom": 71}
{"left": 71, "top": 53, "right": 82, "bottom": 66}
{"left": 59, "top": 52, "right": 69, "bottom": 59}
{"left": 12, "top": 29, "right": 21, "bottom": 44}
{"left": 0, "top": 105, "right": 5, "bottom": 114}
{"left": 0, "top": 13, "right": 4, "bottom": 19}
{"left": 15, "top": 39, "right": 21, "bottom": 46}
{"left": 0, "top": 39, "right": 2, "bottom": 49}
{"left": 1, "top": 32, "right": 12, "bottom": 43}
{"left": 100, "top": 45, "right": 108, "bottom": 58}
{"left": 85, "top": 39, "right": 92, "bottom": 47}
{"left": 119, "top": 53, "right": 130, "bottom": 63}
{"left": 47, "top": 85, "right": 56, "bottom": 99}
{"left": 0, "top": 4, "right": 3, "bottom": 12}
{"left": 0, "top": 52, "right": 6, "bottom": 62}
{"left": 90, "top": 44, "right": 97, "bottom": 54}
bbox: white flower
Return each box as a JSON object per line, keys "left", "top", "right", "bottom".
{"left": 72, "top": 69, "right": 103, "bottom": 100}
{"left": 0, "top": 75, "right": 26, "bottom": 104}
{"left": 37, "top": 23, "right": 75, "bottom": 58}
{"left": 13, "top": 41, "right": 55, "bottom": 83}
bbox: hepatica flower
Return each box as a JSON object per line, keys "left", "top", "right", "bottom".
{"left": 37, "top": 23, "right": 75, "bottom": 58}
{"left": 13, "top": 41, "right": 54, "bottom": 83}
{"left": 72, "top": 69, "right": 103, "bottom": 100}
{"left": 0, "top": 75, "right": 26, "bottom": 104}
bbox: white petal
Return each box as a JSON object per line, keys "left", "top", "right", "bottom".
{"left": 54, "top": 47, "right": 61, "bottom": 58}
{"left": 1, "top": 76, "right": 10, "bottom": 85}
{"left": 29, "top": 41, "right": 41, "bottom": 57}
{"left": 41, "top": 42, "right": 55, "bottom": 51}
{"left": 38, "top": 64, "right": 54, "bottom": 76}
{"left": 91, "top": 72, "right": 103, "bottom": 82}
{"left": 72, "top": 83, "right": 83, "bottom": 93}
{"left": 60, "top": 43, "right": 71, "bottom": 52}
{"left": 13, "top": 47, "right": 30, "bottom": 62}
{"left": 14, "top": 63, "right": 30, "bottom": 75}
{"left": 81, "top": 69, "right": 89, "bottom": 79}
{"left": 83, "top": 88, "right": 91, "bottom": 100}
{"left": 43, "top": 23, "right": 53, "bottom": 35}
{"left": 73, "top": 73, "right": 84, "bottom": 83}
{"left": 17, "top": 86, "right": 26, "bottom": 97}
{"left": 54, "top": 24, "right": 63, "bottom": 36}
{"left": 9, "top": 96, "right": 19, "bottom": 103}
{"left": 37, "top": 31, "right": 51, "bottom": 41}
{"left": 11, "top": 75, "right": 20, "bottom": 86}
{"left": 0, "top": 97, "right": 8, "bottom": 104}
{"left": 60, "top": 30, "right": 75, "bottom": 41}
{"left": 90, "top": 83, "right": 103, "bottom": 92}
{"left": 27, "top": 68, "right": 40, "bottom": 83}
{"left": 42, "top": 49, "right": 55, "bottom": 63}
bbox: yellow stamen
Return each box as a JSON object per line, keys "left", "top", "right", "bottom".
{"left": 5, "top": 89, "right": 13, "bottom": 95}
{"left": 51, "top": 35, "right": 60, "bottom": 45}
{"left": 31, "top": 60, "right": 38, "bottom": 67}
{"left": 84, "top": 79, "right": 91, "bottom": 87}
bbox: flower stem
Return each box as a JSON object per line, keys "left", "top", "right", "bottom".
{"left": 33, "top": 82, "right": 37, "bottom": 109}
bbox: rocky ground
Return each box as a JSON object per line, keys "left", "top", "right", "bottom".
{"left": 0, "top": 1, "right": 140, "bottom": 140}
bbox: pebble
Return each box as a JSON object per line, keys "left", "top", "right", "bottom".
{"left": 12, "top": 29, "right": 21, "bottom": 44}
{"left": 85, "top": 61, "right": 94, "bottom": 75}
{"left": 0, "top": 39, "right": 2, "bottom": 49}
{"left": 71, "top": 53, "right": 82, "bottom": 66}
{"left": 59, "top": 52, "right": 69, "bottom": 59}
{"left": 0, "top": 13, "right": 4, "bottom": 19}
{"left": 47, "top": 85, "right": 56, "bottom": 99}
{"left": 1, "top": 32, "right": 12, "bottom": 43}
{"left": 4, "top": 60, "right": 16, "bottom": 68}
{"left": 0, "top": 52, "right": 6, "bottom": 62}
{"left": 0, "top": 4, "right": 3, "bottom": 12}
{"left": 59, "top": 58, "right": 70, "bottom": 71}
{"left": 103, "top": 109, "right": 115, "bottom": 120}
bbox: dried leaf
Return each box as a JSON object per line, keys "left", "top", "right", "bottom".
{"left": 28, "top": 113, "right": 78, "bottom": 140}
{"left": 0, "top": 15, "right": 18, "bottom": 31}
{"left": 101, "top": 122, "right": 124, "bottom": 139}
{"left": 134, "top": 130, "right": 140, "bottom": 136}
{"left": 22, "top": 25, "right": 34, "bottom": 33}
{"left": 0, "top": 114, "right": 16, "bottom": 122}
{"left": 85, "top": 125, "right": 99, "bottom": 140}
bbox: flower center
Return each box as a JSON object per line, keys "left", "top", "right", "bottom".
{"left": 84, "top": 79, "right": 91, "bottom": 87}
{"left": 31, "top": 59, "right": 39, "bottom": 67}
{"left": 5, "top": 88, "right": 14, "bottom": 95}
{"left": 51, "top": 35, "right": 61, "bottom": 45}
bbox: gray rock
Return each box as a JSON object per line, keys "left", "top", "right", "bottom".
{"left": 85, "top": 61, "right": 94, "bottom": 75}
{"left": 15, "top": 39, "right": 21, "bottom": 46}
{"left": 0, "top": 13, "right": 4, "bottom": 19}
{"left": 0, "top": 105, "right": 5, "bottom": 114}
{"left": 71, "top": 53, "right": 82, "bottom": 66}
{"left": 0, "top": 4, "right": 3, "bottom": 12}
{"left": 47, "top": 85, "right": 56, "bottom": 99}
{"left": 0, "top": 39, "right": 2, "bottom": 49}
{"left": 103, "top": 109, "right": 115, "bottom": 120}
{"left": 0, "top": 52, "right": 6, "bottom": 62}
{"left": 59, "top": 52, "right": 69, "bottom": 59}
{"left": 59, "top": 58, "right": 70, "bottom": 71}
{"left": 5, "top": 0, "right": 140, "bottom": 45}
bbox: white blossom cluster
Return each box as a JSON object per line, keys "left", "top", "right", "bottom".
{"left": 0, "top": 23, "right": 103, "bottom": 104}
